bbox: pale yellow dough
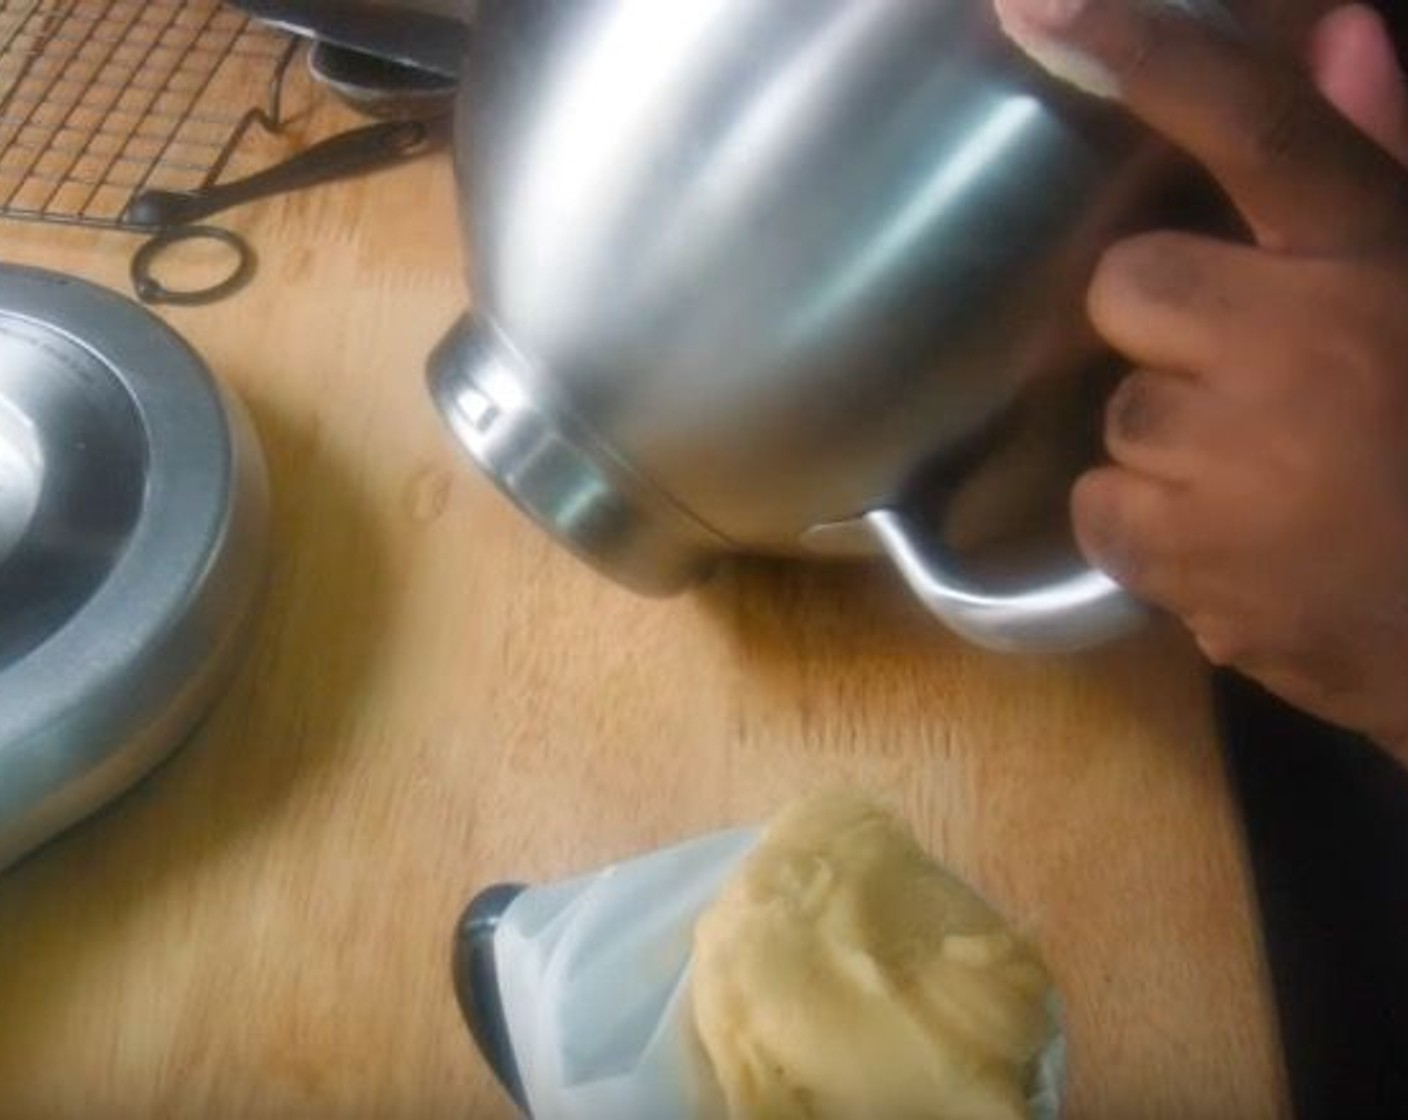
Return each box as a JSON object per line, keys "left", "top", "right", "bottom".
{"left": 691, "top": 792, "right": 1056, "bottom": 1120}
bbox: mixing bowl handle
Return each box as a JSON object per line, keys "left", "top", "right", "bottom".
{"left": 864, "top": 509, "right": 1146, "bottom": 653}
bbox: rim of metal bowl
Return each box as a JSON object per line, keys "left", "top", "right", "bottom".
{"left": 0, "top": 265, "right": 266, "bottom": 858}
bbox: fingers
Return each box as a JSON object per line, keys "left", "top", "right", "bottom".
{"left": 1086, "top": 229, "right": 1314, "bottom": 386}
{"left": 1309, "top": 3, "right": 1408, "bottom": 165}
{"left": 1071, "top": 466, "right": 1188, "bottom": 601}
{"left": 994, "top": 0, "right": 1408, "bottom": 252}
{"left": 1101, "top": 367, "right": 1229, "bottom": 482}
{"left": 1088, "top": 231, "right": 1256, "bottom": 374}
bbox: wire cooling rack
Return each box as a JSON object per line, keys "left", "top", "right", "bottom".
{"left": 0, "top": 0, "right": 297, "bottom": 229}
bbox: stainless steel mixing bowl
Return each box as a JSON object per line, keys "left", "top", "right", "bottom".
{"left": 0, "top": 266, "right": 268, "bottom": 872}
{"left": 426, "top": 0, "right": 1215, "bottom": 652}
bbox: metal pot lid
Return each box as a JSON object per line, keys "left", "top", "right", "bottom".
{"left": 0, "top": 265, "right": 268, "bottom": 870}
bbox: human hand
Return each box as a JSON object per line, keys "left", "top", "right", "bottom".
{"left": 993, "top": 0, "right": 1408, "bottom": 756}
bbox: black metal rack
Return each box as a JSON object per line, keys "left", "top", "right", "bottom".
{"left": 0, "top": 0, "right": 296, "bottom": 230}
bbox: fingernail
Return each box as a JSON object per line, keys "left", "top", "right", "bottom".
{"left": 1011, "top": 35, "right": 1121, "bottom": 97}
{"left": 995, "top": 0, "right": 1090, "bottom": 33}
{"left": 995, "top": 0, "right": 1120, "bottom": 99}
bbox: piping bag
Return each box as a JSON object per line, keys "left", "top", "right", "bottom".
{"left": 459, "top": 826, "right": 1064, "bottom": 1120}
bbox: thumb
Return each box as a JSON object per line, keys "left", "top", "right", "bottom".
{"left": 1309, "top": 4, "right": 1408, "bottom": 165}
{"left": 990, "top": 0, "right": 1408, "bottom": 253}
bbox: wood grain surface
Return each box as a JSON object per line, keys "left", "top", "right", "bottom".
{"left": 0, "top": 72, "right": 1286, "bottom": 1120}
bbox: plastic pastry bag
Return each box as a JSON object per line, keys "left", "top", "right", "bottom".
{"left": 490, "top": 826, "right": 1065, "bottom": 1120}
{"left": 492, "top": 828, "right": 757, "bottom": 1120}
